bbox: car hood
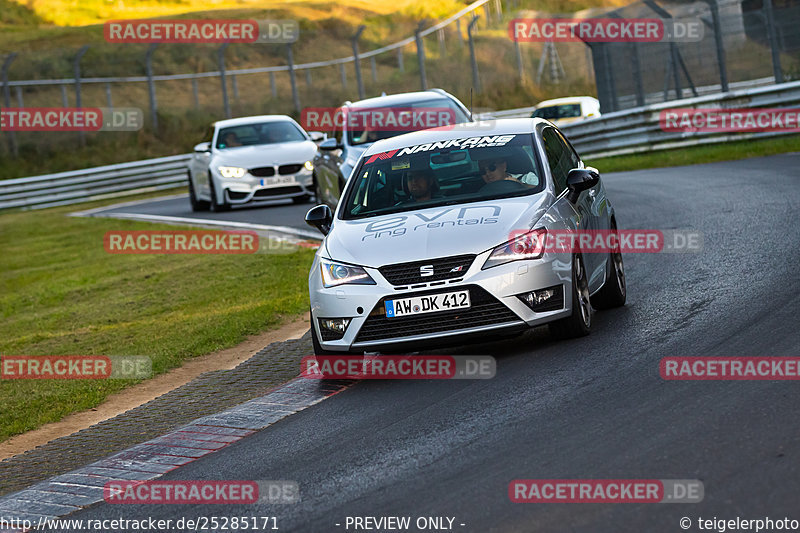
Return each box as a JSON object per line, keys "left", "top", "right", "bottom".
{"left": 213, "top": 141, "right": 317, "bottom": 167}
{"left": 324, "top": 194, "right": 552, "bottom": 267}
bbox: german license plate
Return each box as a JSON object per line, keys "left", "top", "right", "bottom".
{"left": 260, "top": 176, "right": 295, "bottom": 187}
{"left": 384, "top": 290, "right": 470, "bottom": 318}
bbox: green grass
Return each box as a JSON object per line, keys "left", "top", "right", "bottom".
{"left": 587, "top": 134, "right": 800, "bottom": 173}
{"left": 0, "top": 202, "right": 316, "bottom": 442}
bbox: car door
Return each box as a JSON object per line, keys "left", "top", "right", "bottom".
{"left": 541, "top": 126, "right": 606, "bottom": 293}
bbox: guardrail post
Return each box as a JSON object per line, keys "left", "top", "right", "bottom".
{"left": 61, "top": 84, "right": 68, "bottom": 107}
{"left": 1, "top": 53, "right": 18, "bottom": 157}
{"left": 702, "top": 0, "right": 728, "bottom": 92}
{"left": 513, "top": 35, "right": 524, "bottom": 82}
{"left": 105, "top": 82, "right": 113, "bottom": 108}
{"left": 340, "top": 63, "right": 347, "bottom": 89}
{"left": 415, "top": 21, "right": 428, "bottom": 90}
{"left": 286, "top": 43, "right": 301, "bottom": 113}
{"left": 305, "top": 69, "right": 312, "bottom": 88}
{"left": 217, "top": 43, "right": 231, "bottom": 119}
{"left": 763, "top": 0, "right": 783, "bottom": 83}
{"left": 630, "top": 43, "right": 645, "bottom": 107}
{"left": 270, "top": 72, "right": 277, "bottom": 97}
{"left": 73, "top": 45, "right": 89, "bottom": 147}
{"left": 15, "top": 86, "right": 23, "bottom": 107}
{"left": 467, "top": 16, "right": 481, "bottom": 93}
{"left": 397, "top": 48, "right": 405, "bottom": 72}
{"left": 438, "top": 29, "right": 446, "bottom": 56}
{"left": 352, "top": 25, "right": 366, "bottom": 100}
{"left": 145, "top": 44, "right": 159, "bottom": 130}
{"left": 369, "top": 56, "right": 377, "bottom": 83}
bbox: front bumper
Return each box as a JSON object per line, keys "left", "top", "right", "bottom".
{"left": 309, "top": 250, "right": 573, "bottom": 353}
{"left": 218, "top": 170, "right": 313, "bottom": 204}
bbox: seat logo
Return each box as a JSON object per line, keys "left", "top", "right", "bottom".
{"left": 420, "top": 265, "right": 434, "bottom": 277}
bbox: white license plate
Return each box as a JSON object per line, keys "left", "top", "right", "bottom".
{"left": 260, "top": 176, "right": 296, "bottom": 187}
{"left": 384, "top": 290, "right": 471, "bottom": 318}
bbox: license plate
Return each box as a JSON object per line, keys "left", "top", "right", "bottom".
{"left": 260, "top": 176, "right": 296, "bottom": 187}
{"left": 385, "top": 290, "right": 470, "bottom": 318}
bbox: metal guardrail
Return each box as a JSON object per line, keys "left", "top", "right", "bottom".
{"left": 559, "top": 80, "right": 800, "bottom": 159}
{"left": 2, "top": 80, "right": 799, "bottom": 211}
{"left": 0, "top": 154, "right": 191, "bottom": 210}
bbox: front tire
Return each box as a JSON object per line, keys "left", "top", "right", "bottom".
{"left": 208, "top": 174, "right": 230, "bottom": 212}
{"left": 188, "top": 171, "right": 209, "bottom": 212}
{"left": 549, "top": 253, "right": 592, "bottom": 339}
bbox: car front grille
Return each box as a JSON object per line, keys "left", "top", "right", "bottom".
{"left": 250, "top": 167, "right": 276, "bottom": 177}
{"left": 254, "top": 186, "right": 303, "bottom": 197}
{"left": 354, "top": 285, "right": 521, "bottom": 344}
{"left": 278, "top": 164, "right": 303, "bottom": 175}
{"left": 378, "top": 254, "right": 475, "bottom": 286}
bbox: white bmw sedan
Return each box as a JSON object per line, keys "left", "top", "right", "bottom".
{"left": 188, "top": 115, "right": 323, "bottom": 211}
{"left": 304, "top": 118, "right": 626, "bottom": 354}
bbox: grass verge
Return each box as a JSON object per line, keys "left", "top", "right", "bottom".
{"left": 588, "top": 134, "right": 800, "bottom": 174}
{"left": 0, "top": 201, "right": 316, "bottom": 443}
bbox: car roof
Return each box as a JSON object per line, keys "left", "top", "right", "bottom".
{"left": 213, "top": 115, "right": 297, "bottom": 128}
{"left": 362, "top": 118, "right": 548, "bottom": 156}
{"left": 536, "top": 96, "right": 599, "bottom": 107}
{"left": 347, "top": 90, "right": 456, "bottom": 109}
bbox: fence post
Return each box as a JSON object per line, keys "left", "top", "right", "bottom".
{"left": 145, "top": 44, "right": 159, "bottom": 130}
{"left": 340, "top": 63, "right": 347, "bottom": 89}
{"left": 352, "top": 25, "right": 366, "bottom": 100}
{"left": 73, "top": 45, "right": 89, "bottom": 147}
{"left": 438, "top": 29, "right": 446, "bottom": 56}
{"left": 1, "top": 53, "right": 18, "bottom": 156}
{"left": 513, "top": 36, "right": 524, "bottom": 81}
{"left": 286, "top": 44, "right": 301, "bottom": 113}
{"left": 703, "top": 0, "right": 728, "bottom": 92}
{"left": 192, "top": 78, "right": 200, "bottom": 108}
{"left": 415, "top": 21, "right": 428, "bottom": 90}
{"left": 397, "top": 48, "right": 404, "bottom": 72}
{"left": 369, "top": 56, "right": 377, "bottom": 83}
{"left": 630, "top": 42, "right": 645, "bottom": 107}
{"left": 232, "top": 74, "right": 239, "bottom": 103}
{"left": 217, "top": 43, "right": 231, "bottom": 119}
{"left": 467, "top": 16, "right": 481, "bottom": 93}
{"left": 270, "top": 72, "right": 277, "bottom": 97}
{"left": 15, "top": 86, "right": 23, "bottom": 107}
{"left": 763, "top": 0, "right": 783, "bottom": 83}
{"left": 105, "top": 82, "right": 113, "bottom": 108}
{"left": 60, "top": 84, "right": 68, "bottom": 107}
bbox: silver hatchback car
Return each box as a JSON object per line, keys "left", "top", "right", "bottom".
{"left": 305, "top": 118, "right": 626, "bottom": 354}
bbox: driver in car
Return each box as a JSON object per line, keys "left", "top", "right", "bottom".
{"left": 221, "top": 131, "right": 242, "bottom": 148}
{"left": 401, "top": 169, "right": 442, "bottom": 203}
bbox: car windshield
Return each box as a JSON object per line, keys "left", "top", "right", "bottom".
{"left": 533, "top": 104, "right": 582, "bottom": 120}
{"left": 346, "top": 98, "right": 470, "bottom": 146}
{"left": 340, "top": 133, "right": 544, "bottom": 220}
{"left": 216, "top": 121, "right": 306, "bottom": 149}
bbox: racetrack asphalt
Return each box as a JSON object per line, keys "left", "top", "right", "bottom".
{"left": 31, "top": 154, "right": 800, "bottom": 532}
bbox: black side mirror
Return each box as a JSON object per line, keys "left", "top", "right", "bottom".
{"left": 319, "top": 138, "right": 342, "bottom": 151}
{"left": 305, "top": 204, "right": 333, "bottom": 235}
{"left": 566, "top": 167, "right": 599, "bottom": 203}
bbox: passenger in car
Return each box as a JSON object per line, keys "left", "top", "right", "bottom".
{"left": 477, "top": 156, "right": 538, "bottom": 188}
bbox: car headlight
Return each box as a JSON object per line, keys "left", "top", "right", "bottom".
{"left": 320, "top": 258, "right": 376, "bottom": 288}
{"left": 218, "top": 166, "right": 247, "bottom": 178}
{"left": 482, "top": 228, "right": 547, "bottom": 270}
{"left": 304, "top": 160, "right": 314, "bottom": 171}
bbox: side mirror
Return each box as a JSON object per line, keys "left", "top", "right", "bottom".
{"left": 566, "top": 167, "right": 599, "bottom": 203}
{"left": 319, "top": 138, "right": 342, "bottom": 151}
{"left": 308, "top": 131, "right": 326, "bottom": 143}
{"left": 305, "top": 204, "right": 333, "bottom": 235}
{"left": 193, "top": 142, "right": 211, "bottom": 153}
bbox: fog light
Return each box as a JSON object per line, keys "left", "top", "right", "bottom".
{"left": 517, "top": 285, "right": 564, "bottom": 312}
{"left": 318, "top": 317, "right": 352, "bottom": 340}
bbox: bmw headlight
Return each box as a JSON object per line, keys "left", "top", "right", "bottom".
{"left": 304, "top": 160, "right": 314, "bottom": 171}
{"left": 482, "top": 228, "right": 547, "bottom": 270}
{"left": 320, "top": 258, "right": 376, "bottom": 288}
{"left": 218, "top": 166, "right": 247, "bottom": 178}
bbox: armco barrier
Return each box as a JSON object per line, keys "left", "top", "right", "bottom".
{"left": 0, "top": 154, "right": 191, "bottom": 210}
{"left": 2, "top": 80, "right": 799, "bottom": 210}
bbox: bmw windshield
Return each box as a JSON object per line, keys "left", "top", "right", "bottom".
{"left": 340, "top": 134, "right": 545, "bottom": 220}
